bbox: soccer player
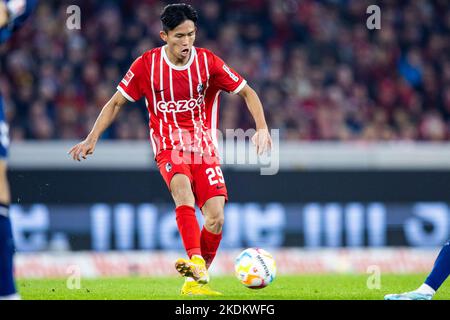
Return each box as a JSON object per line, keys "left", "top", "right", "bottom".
{"left": 69, "top": 3, "right": 272, "bottom": 295}
{"left": 0, "top": 0, "right": 38, "bottom": 300}
{"left": 384, "top": 240, "right": 450, "bottom": 300}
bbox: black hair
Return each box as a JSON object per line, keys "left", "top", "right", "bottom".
{"left": 160, "top": 3, "right": 198, "bottom": 32}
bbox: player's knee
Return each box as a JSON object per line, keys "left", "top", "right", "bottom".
{"left": 205, "top": 210, "right": 224, "bottom": 233}
{"left": 215, "top": 215, "right": 225, "bottom": 231}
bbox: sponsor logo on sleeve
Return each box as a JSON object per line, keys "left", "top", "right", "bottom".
{"left": 222, "top": 64, "right": 239, "bottom": 82}
{"left": 121, "top": 70, "right": 135, "bottom": 87}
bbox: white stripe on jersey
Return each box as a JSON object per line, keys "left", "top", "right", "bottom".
{"left": 195, "top": 55, "right": 212, "bottom": 156}
{"left": 202, "top": 52, "right": 210, "bottom": 122}
{"left": 169, "top": 67, "right": 185, "bottom": 151}
{"left": 211, "top": 90, "right": 221, "bottom": 150}
{"left": 169, "top": 66, "right": 175, "bottom": 101}
{"left": 160, "top": 51, "right": 168, "bottom": 123}
{"left": 173, "top": 113, "right": 185, "bottom": 151}
{"left": 201, "top": 52, "right": 215, "bottom": 148}
{"left": 149, "top": 128, "right": 157, "bottom": 156}
{"left": 203, "top": 52, "right": 213, "bottom": 150}
{"left": 160, "top": 119, "right": 166, "bottom": 150}
{"left": 203, "top": 52, "right": 210, "bottom": 88}
{"left": 149, "top": 53, "right": 159, "bottom": 155}
{"left": 188, "top": 67, "right": 193, "bottom": 98}
{"left": 187, "top": 65, "right": 201, "bottom": 154}
{"left": 168, "top": 123, "right": 175, "bottom": 150}
{"left": 160, "top": 49, "right": 174, "bottom": 149}
{"left": 150, "top": 53, "right": 157, "bottom": 116}
{"left": 145, "top": 98, "right": 157, "bottom": 155}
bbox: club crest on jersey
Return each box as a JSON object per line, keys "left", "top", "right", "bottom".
{"left": 197, "top": 83, "right": 204, "bottom": 95}
{"left": 165, "top": 162, "right": 172, "bottom": 172}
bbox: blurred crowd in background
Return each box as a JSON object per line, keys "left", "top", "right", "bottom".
{"left": 1, "top": 0, "right": 450, "bottom": 142}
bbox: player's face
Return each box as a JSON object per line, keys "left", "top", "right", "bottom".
{"left": 160, "top": 20, "right": 196, "bottom": 62}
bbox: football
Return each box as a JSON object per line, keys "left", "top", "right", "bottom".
{"left": 234, "top": 248, "right": 277, "bottom": 289}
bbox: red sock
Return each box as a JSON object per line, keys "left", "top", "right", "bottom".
{"left": 175, "top": 205, "right": 201, "bottom": 258}
{"left": 200, "top": 227, "right": 222, "bottom": 269}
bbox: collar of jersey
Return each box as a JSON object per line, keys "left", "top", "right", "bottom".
{"left": 162, "top": 45, "right": 197, "bottom": 71}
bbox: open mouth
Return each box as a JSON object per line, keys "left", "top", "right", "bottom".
{"left": 181, "top": 48, "right": 190, "bottom": 56}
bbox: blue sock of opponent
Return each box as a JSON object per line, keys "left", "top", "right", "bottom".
{"left": 0, "top": 204, "right": 17, "bottom": 296}
{"left": 424, "top": 241, "right": 450, "bottom": 292}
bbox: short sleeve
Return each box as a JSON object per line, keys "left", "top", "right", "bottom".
{"left": 210, "top": 53, "right": 247, "bottom": 94}
{"left": 117, "top": 56, "right": 144, "bottom": 102}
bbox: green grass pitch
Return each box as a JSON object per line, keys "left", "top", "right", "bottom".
{"left": 17, "top": 274, "right": 450, "bottom": 300}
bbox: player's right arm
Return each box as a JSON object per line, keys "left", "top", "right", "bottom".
{"left": 68, "top": 91, "right": 128, "bottom": 161}
{"left": 69, "top": 55, "right": 145, "bottom": 161}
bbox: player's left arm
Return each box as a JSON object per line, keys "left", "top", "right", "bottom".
{"left": 208, "top": 51, "right": 272, "bottom": 155}
{"left": 238, "top": 84, "right": 272, "bottom": 155}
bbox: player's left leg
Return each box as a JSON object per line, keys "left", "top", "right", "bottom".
{"left": 193, "top": 155, "right": 227, "bottom": 271}
{"left": 200, "top": 196, "right": 225, "bottom": 269}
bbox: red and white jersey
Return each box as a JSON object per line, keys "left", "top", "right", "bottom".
{"left": 117, "top": 46, "right": 247, "bottom": 158}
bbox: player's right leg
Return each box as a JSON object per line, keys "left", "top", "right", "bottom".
{"left": 156, "top": 151, "right": 209, "bottom": 286}
{"left": 172, "top": 185, "right": 223, "bottom": 294}
{"left": 177, "top": 154, "right": 229, "bottom": 295}
{"left": 157, "top": 151, "right": 216, "bottom": 295}
{"left": 170, "top": 173, "right": 209, "bottom": 284}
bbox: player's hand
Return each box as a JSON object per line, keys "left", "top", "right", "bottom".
{"left": 251, "top": 127, "right": 272, "bottom": 155}
{"left": 68, "top": 137, "right": 97, "bottom": 161}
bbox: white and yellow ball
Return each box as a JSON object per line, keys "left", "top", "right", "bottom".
{"left": 234, "top": 248, "right": 276, "bottom": 289}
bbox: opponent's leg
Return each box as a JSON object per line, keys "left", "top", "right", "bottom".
{"left": 424, "top": 240, "right": 450, "bottom": 293}
{"left": 385, "top": 240, "right": 450, "bottom": 300}
{"left": 0, "top": 160, "right": 19, "bottom": 300}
